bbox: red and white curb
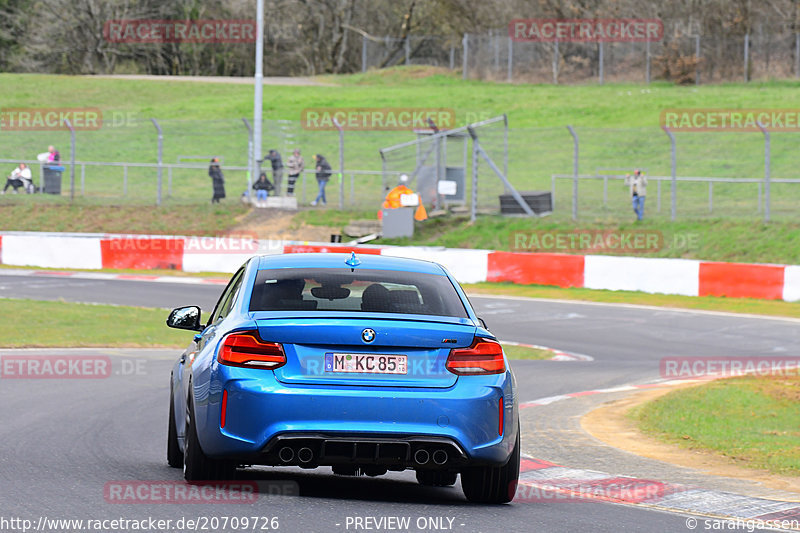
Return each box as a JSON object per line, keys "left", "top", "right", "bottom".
{"left": 517, "top": 457, "right": 800, "bottom": 529}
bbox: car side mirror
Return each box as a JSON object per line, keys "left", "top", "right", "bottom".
{"left": 167, "top": 306, "right": 204, "bottom": 332}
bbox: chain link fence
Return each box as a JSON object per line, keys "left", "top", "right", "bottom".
{"left": 360, "top": 25, "right": 800, "bottom": 84}
{"left": 2, "top": 118, "right": 799, "bottom": 220}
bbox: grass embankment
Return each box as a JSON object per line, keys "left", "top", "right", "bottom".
{"left": 631, "top": 376, "right": 800, "bottom": 475}
{"left": 2, "top": 71, "right": 800, "bottom": 208}
{"left": 298, "top": 209, "right": 800, "bottom": 265}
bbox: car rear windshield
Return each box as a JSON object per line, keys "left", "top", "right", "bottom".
{"left": 249, "top": 268, "right": 469, "bottom": 318}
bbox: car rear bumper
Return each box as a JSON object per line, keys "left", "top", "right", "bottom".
{"left": 194, "top": 367, "right": 518, "bottom": 467}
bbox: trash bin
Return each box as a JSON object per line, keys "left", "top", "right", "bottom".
{"left": 43, "top": 165, "right": 65, "bottom": 194}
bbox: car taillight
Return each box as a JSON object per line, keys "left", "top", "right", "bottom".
{"left": 445, "top": 338, "right": 505, "bottom": 375}
{"left": 217, "top": 331, "right": 286, "bottom": 369}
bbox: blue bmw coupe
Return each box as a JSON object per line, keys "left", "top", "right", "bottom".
{"left": 166, "top": 252, "right": 520, "bottom": 503}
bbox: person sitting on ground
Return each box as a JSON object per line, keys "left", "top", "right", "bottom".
{"left": 2, "top": 163, "right": 33, "bottom": 194}
{"left": 252, "top": 172, "right": 274, "bottom": 206}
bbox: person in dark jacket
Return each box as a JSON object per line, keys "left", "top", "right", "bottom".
{"left": 311, "top": 154, "right": 331, "bottom": 206}
{"left": 209, "top": 157, "right": 225, "bottom": 203}
{"left": 252, "top": 172, "right": 273, "bottom": 206}
{"left": 265, "top": 149, "right": 283, "bottom": 196}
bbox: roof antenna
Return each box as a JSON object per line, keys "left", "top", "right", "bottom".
{"left": 345, "top": 251, "right": 361, "bottom": 271}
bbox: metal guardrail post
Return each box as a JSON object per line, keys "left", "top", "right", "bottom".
{"left": 333, "top": 117, "right": 344, "bottom": 208}
{"left": 63, "top": 119, "right": 76, "bottom": 201}
{"left": 757, "top": 121, "right": 770, "bottom": 222}
{"left": 150, "top": 118, "right": 163, "bottom": 206}
{"left": 663, "top": 126, "right": 677, "bottom": 220}
{"left": 567, "top": 125, "right": 579, "bottom": 221}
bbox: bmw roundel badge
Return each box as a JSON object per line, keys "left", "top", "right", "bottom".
{"left": 361, "top": 328, "right": 376, "bottom": 343}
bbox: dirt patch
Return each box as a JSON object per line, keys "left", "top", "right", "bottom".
{"left": 232, "top": 208, "right": 339, "bottom": 242}
{"left": 582, "top": 383, "right": 800, "bottom": 498}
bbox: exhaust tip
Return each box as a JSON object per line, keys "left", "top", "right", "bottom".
{"left": 414, "top": 449, "right": 430, "bottom": 465}
{"left": 278, "top": 446, "right": 295, "bottom": 463}
{"left": 297, "top": 447, "right": 314, "bottom": 464}
{"left": 432, "top": 449, "right": 448, "bottom": 465}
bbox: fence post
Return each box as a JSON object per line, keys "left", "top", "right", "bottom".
{"left": 449, "top": 46, "right": 454, "bottom": 70}
{"left": 552, "top": 41, "right": 559, "bottom": 84}
{"left": 663, "top": 126, "right": 677, "bottom": 221}
{"left": 242, "top": 118, "right": 254, "bottom": 197}
{"left": 695, "top": 35, "right": 701, "bottom": 85}
{"left": 462, "top": 33, "right": 468, "bottom": 80}
{"left": 470, "top": 139, "right": 478, "bottom": 223}
{"left": 708, "top": 181, "right": 713, "bottom": 213}
{"left": 150, "top": 118, "right": 163, "bottom": 206}
{"left": 168, "top": 166, "right": 173, "bottom": 198}
{"left": 361, "top": 34, "right": 367, "bottom": 72}
{"left": 566, "top": 125, "right": 579, "bottom": 221}
{"left": 757, "top": 121, "right": 770, "bottom": 222}
{"left": 796, "top": 33, "right": 800, "bottom": 79}
{"left": 507, "top": 37, "right": 513, "bottom": 82}
{"left": 603, "top": 176, "right": 608, "bottom": 206}
{"left": 744, "top": 33, "right": 749, "bottom": 82}
{"left": 333, "top": 117, "right": 344, "bottom": 209}
{"left": 404, "top": 37, "right": 410, "bottom": 65}
{"left": 598, "top": 41, "right": 604, "bottom": 84}
{"left": 503, "top": 114, "right": 509, "bottom": 192}
{"left": 123, "top": 165, "right": 128, "bottom": 196}
{"left": 81, "top": 163, "right": 85, "bottom": 195}
{"left": 646, "top": 40, "right": 651, "bottom": 84}
{"left": 63, "top": 119, "right": 76, "bottom": 201}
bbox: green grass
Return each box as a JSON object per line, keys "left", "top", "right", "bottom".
{"left": 378, "top": 215, "right": 800, "bottom": 265}
{"left": 631, "top": 376, "right": 800, "bottom": 475}
{"left": 0, "top": 298, "right": 188, "bottom": 347}
{"left": 500, "top": 343, "right": 554, "bottom": 360}
{"left": 2, "top": 70, "right": 800, "bottom": 211}
{"left": 464, "top": 282, "right": 800, "bottom": 319}
{"left": 0, "top": 297, "right": 559, "bottom": 357}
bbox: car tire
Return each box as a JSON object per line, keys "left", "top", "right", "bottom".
{"left": 183, "top": 392, "right": 235, "bottom": 482}
{"left": 416, "top": 469, "right": 458, "bottom": 487}
{"left": 461, "top": 427, "right": 520, "bottom": 504}
{"left": 167, "top": 386, "right": 183, "bottom": 468}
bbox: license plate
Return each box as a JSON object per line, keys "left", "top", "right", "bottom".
{"left": 324, "top": 353, "right": 407, "bottom": 375}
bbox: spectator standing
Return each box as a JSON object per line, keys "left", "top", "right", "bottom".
{"left": 47, "top": 145, "right": 60, "bottom": 163}
{"left": 624, "top": 169, "right": 647, "bottom": 221}
{"left": 265, "top": 149, "right": 283, "bottom": 196}
{"left": 311, "top": 154, "right": 331, "bottom": 206}
{"left": 209, "top": 157, "right": 226, "bottom": 204}
{"left": 285, "top": 149, "right": 304, "bottom": 196}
